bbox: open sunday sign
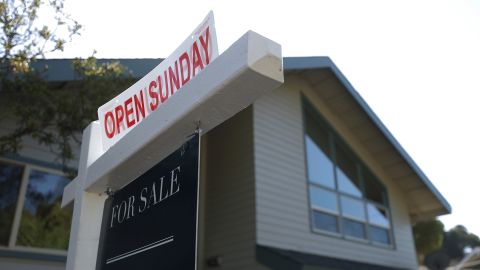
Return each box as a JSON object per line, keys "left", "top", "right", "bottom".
{"left": 97, "top": 11, "right": 218, "bottom": 150}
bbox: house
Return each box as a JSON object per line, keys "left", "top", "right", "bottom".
{"left": 0, "top": 56, "right": 451, "bottom": 270}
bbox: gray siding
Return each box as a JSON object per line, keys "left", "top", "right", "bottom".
{"left": 202, "top": 107, "right": 267, "bottom": 270}
{"left": 0, "top": 258, "right": 65, "bottom": 270}
{"left": 253, "top": 77, "right": 418, "bottom": 269}
{"left": 0, "top": 118, "right": 80, "bottom": 169}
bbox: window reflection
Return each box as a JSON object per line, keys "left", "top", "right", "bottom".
{"left": 0, "top": 162, "right": 23, "bottom": 246}
{"left": 310, "top": 187, "right": 338, "bottom": 213}
{"left": 364, "top": 170, "right": 386, "bottom": 205}
{"left": 343, "top": 218, "right": 366, "bottom": 239}
{"left": 305, "top": 135, "right": 335, "bottom": 189}
{"left": 369, "top": 226, "right": 391, "bottom": 245}
{"left": 336, "top": 145, "right": 362, "bottom": 197}
{"left": 367, "top": 203, "right": 390, "bottom": 228}
{"left": 340, "top": 196, "right": 365, "bottom": 221}
{"left": 17, "top": 169, "right": 71, "bottom": 250}
{"left": 304, "top": 103, "right": 392, "bottom": 247}
{"left": 313, "top": 211, "right": 338, "bottom": 233}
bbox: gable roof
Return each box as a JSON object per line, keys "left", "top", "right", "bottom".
{"left": 284, "top": 56, "right": 451, "bottom": 219}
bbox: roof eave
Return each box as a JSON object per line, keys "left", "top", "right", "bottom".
{"left": 284, "top": 56, "right": 451, "bottom": 216}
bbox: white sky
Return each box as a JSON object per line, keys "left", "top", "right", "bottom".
{"left": 50, "top": 0, "right": 480, "bottom": 236}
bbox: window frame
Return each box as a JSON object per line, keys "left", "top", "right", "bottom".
{"left": 302, "top": 100, "right": 395, "bottom": 249}
{"left": 0, "top": 157, "right": 70, "bottom": 256}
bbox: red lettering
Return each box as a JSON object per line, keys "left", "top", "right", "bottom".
{"left": 199, "top": 27, "right": 211, "bottom": 65}
{"left": 124, "top": 97, "right": 135, "bottom": 128}
{"left": 163, "top": 70, "right": 169, "bottom": 100}
{"left": 158, "top": 75, "right": 168, "bottom": 103}
{"left": 114, "top": 105, "right": 125, "bottom": 135}
{"left": 179, "top": 52, "right": 191, "bottom": 86}
{"left": 191, "top": 41, "right": 204, "bottom": 76}
{"left": 134, "top": 90, "right": 145, "bottom": 122}
{"left": 168, "top": 61, "right": 180, "bottom": 95}
{"left": 148, "top": 80, "right": 159, "bottom": 111}
{"left": 104, "top": 111, "right": 115, "bottom": 139}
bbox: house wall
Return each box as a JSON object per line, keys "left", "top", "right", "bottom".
{"left": 0, "top": 117, "right": 75, "bottom": 269}
{"left": 0, "top": 257, "right": 64, "bottom": 270}
{"left": 0, "top": 117, "right": 80, "bottom": 169}
{"left": 201, "top": 107, "right": 267, "bottom": 270}
{"left": 253, "top": 74, "right": 418, "bottom": 269}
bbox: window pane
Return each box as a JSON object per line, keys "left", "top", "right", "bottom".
{"left": 367, "top": 203, "right": 390, "bottom": 228}
{"left": 17, "top": 170, "right": 71, "bottom": 250}
{"left": 304, "top": 110, "right": 335, "bottom": 189}
{"left": 313, "top": 211, "right": 338, "bottom": 233}
{"left": 369, "top": 225, "right": 391, "bottom": 245}
{"left": 336, "top": 145, "right": 362, "bottom": 197}
{"left": 305, "top": 135, "right": 335, "bottom": 188}
{"left": 340, "top": 196, "right": 365, "bottom": 221}
{"left": 364, "top": 170, "right": 386, "bottom": 205}
{"left": 0, "top": 162, "right": 23, "bottom": 246}
{"left": 310, "top": 186, "right": 338, "bottom": 213}
{"left": 343, "top": 218, "right": 366, "bottom": 239}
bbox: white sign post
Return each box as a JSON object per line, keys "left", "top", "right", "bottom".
{"left": 62, "top": 11, "right": 284, "bottom": 270}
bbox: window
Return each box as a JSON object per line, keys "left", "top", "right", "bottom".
{"left": 304, "top": 106, "right": 393, "bottom": 247}
{"left": 0, "top": 159, "right": 72, "bottom": 253}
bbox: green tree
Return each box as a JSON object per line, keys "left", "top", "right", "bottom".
{"left": 0, "top": 56, "right": 133, "bottom": 175}
{"left": 413, "top": 219, "right": 445, "bottom": 264}
{"left": 0, "top": 1, "right": 133, "bottom": 173}
{"left": 443, "top": 225, "right": 480, "bottom": 260}
{"left": 0, "top": 0, "right": 81, "bottom": 76}
{"left": 423, "top": 225, "right": 480, "bottom": 270}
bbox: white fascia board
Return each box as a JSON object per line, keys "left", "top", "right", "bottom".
{"left": 84, "top": 31, "right": 283, "bottom": 193}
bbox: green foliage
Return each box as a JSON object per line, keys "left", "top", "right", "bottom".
{"left": 443, "top": 225, "right": 480, "bottom": 260}
{"left": 17, "top": 198, "right": 72, "bottom": 249}
{"left": 419, "top": 223, "right": 480, "bottom": 268}
{"left": 413, "top": 219, "right": 445, "bottom": 256}
{"left": 0, "top": 57, "right": 133, "bottom": 174}
{"left": 0, "top": 0, "right": 81, "bottom": 75}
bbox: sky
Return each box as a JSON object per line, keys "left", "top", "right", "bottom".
{"left": 48, "top": 0, "right": 480, "bottom": 236}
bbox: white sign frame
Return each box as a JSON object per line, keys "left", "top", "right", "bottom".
{"left": 62, "top": 28, "right": 283, "bottom": 270}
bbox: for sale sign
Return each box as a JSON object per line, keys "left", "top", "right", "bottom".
{"left": 96, "top": 134, "right": 200, "bottom": 270}
{"left": 98, "top": 12, "right": 218, "bottom": 150}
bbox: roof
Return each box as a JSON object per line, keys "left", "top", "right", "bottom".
{"left": 284, "top": 56, "right": 451, "bottom": 218}
{"left": 257, "top": 245, "right": 408, "bottom": 270}
{"left": 30, "top": 56, "right": 451, "bottom": 218}
{"left": 30, "top": 58, "right": 162, "bottom": 81}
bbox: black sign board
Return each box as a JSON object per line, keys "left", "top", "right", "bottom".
{"left": 96, "top": 134, "right": 199, "bottom": 270}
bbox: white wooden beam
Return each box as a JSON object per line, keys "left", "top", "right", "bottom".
{"left": 83, "top": 31, "right": 283, "bottom": 194}
{"left": 64, "top": 122, "right": 107, "bottom": 270}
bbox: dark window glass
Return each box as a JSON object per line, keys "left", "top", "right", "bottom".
{"left": 310, "top": 186, "right": 338, "bottom": 213}
{"left": 17, "top": 170, "right": 71, "bottom": 250}
{"left": 340, "top": 196, "right": 365, "bottom": 221}
{"left": 343, "top": 218, "right": 366, "bottom": 239}
{"left": 364, "top": 170, "right": 386, "bottom": 205}
{"left": 0, "top": 162, "right": 23, "bottom": 246}
{"left": 312, "top": 211, "right": 338, "bottom": 233}
{"left": 305, "top": 111, "right": 335, "bottom": 189}
{"left": 367, "top": 203, "right": 390, "bottom": 228}
{"left": 369, "top": 225, "right": 391, "bottom": 245}
{"left": 304, "top": 104, "right": 393, "bottom": 247}
{"left": 336, "top": 145, "right": 362, "bottom": 197}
